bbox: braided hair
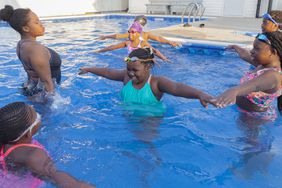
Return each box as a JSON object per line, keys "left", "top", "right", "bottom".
{"left": 128, "top": 48, "right": 155, "bottom": 66}
{"left": 264, "top": 31, "right": 282, "bottom": 114}
{"left": 270, "top": 10, "right": 282, "bottom": 23}
{"left": 0, "top": 102, "right": 35, "bottom": 146}
{"left": 0, "top": 5, "right": 31, "bottom": 34}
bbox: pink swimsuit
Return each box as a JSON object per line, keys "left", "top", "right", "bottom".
{"left": 127, "top": 37, "right": 143, "bottom": 54}
{"left": 239, "top": 68, "right": 282, "bottom": 120}
{"left": 0, "top": 140, "right": 45, "bottom": 188}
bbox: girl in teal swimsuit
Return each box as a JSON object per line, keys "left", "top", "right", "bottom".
{"left": 213, "top": 31, "right": 282, "bottom": 121}
{"left": 79, "top": 48, "right": 213, "bottom": 108}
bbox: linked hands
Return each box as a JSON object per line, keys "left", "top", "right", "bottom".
{"left": 199, "top": 88, "right": 239, "bottom": 108}
{"left": 210, "top": 88, "right": 238, "bottom": 108}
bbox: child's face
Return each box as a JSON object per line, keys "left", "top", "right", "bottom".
{"left": 250, "top": 39, "right": 274, "bottom": 66}
{"left": 261, "top": 19, "right": 278, "bottom": 33}
{"left": 126, "top": 60, "right": 150, "bottom": 84}
{"left": 23, "top": 11, "right": 45, "bottom": 37}
{"left": 128, "top": 28, "right": 140, "bottom": 41}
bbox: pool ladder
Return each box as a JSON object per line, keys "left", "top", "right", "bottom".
{"left": 181, "top": 2, "right": 205, "bottom": 26}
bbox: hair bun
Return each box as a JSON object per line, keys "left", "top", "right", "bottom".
{"left": 0, "top": 5, "right": 14, "bottom": 22}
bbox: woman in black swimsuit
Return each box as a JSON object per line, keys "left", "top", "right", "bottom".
{"left": 0, "top": 5, "right": 61, "bottom": 96}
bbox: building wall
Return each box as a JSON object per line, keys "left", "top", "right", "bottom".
{"left": 128, "top": 0, "right": 281, "bottom": 18}
{"left": 0, "top": 0, "right": 128, "bottom": 17}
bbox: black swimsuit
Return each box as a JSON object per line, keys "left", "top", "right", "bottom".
{"left": 17, "top": 40, "right": 61, "bottom": 96}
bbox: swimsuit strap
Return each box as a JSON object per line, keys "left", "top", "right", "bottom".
{"left": 17, "top": 39, "right": 34, "bottom": 61}
{"left": 147, "top": 75, "right": 152, "bottom": 84}
{"left": 0, "top": 143, "right": 43, "bottom": 174}
{"left": 1, "top": 143, "right": 43, "bottom": 159}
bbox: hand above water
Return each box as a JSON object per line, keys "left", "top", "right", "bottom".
{"left": 212, "top": 88, "right": 239, "bottom": 108}
{"left": 199, "top": 93, "right": 217, "bottom": 108}
{"left": 169, "top": 41, "right": 182, "bottom": 47}
{"left": 78, "top": 67, "right": 89, "bottom": 75}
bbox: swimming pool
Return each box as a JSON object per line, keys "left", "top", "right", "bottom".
{"left": 1, "top": 15, "right": 282, "bottom": 188}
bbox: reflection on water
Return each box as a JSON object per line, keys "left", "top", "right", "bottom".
{"left": 230, "top": 113, "right": 275, "bottom": 179}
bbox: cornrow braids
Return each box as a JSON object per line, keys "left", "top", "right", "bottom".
{"left": 265, "top": 31, "right": 282, "bottom": 66}
{"left": 270, "top": 10, "right": 282, "bottom": 23}
{"left": 0, "top": 102, "right": 34, "bottom": 145}
{"left": 264, "top": 31, "right": 282, "bottom": 114}
{"left": 0, "top": 5, "right": 31, "bottom": 34}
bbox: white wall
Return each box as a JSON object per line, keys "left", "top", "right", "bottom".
{"left": 273, "top": 0, "right": 282, "bottom": 10}
{"left": 203, "top": 0, "right": 224, "bottom": 16}
{"left": 128, "top": 0, "right": 149, "bottom": 13}
{"left": 243, "top": 0, "right": 257, "bottom": 17}
{"left": 0, "top": 0, "right": 128, "bottom": 17}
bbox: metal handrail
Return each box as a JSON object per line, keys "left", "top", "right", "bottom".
{"left": 181, "top": 3, "right": 197, "bottom": 24}
{"left": 181, "top": 2, "right": 205, "bottom": 25}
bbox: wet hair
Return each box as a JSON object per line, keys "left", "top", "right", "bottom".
{"left": 264, "top": 31, "right": 282, "bottom": 114}
{"left": 0, "top": 5, "right": 31, "bottom": 34}
{"left": 128, "top": 48, "right": 155, "bottom": 66}
{"left": 134, "top": 15, "right": 147, "bottom": 26}
{"left": 0, "top": 102, "right": 35, "bottom": 145}
{"left": 270, "top": 10, "right": 282, "bottom": 23}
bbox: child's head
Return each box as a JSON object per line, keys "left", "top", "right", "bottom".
{"left": 128, "top": 21, "right": 143, "bottom": 41}
{"left": 125, "top": 48, "right": 155, "bottom": 83}
{"left": 261, "top": 13, "right": 280, "bottom": 33}
{"left": 134, "top": 15, "right": 147, "bottom": 27}
{"left": 251, "top": 31, "right": 282, "bottom": 67}
{"left": 0, "top": 5, "right": 44, "bottom": 37}
{"left": 0, "top": 102, "right": 41, "bottom": 144}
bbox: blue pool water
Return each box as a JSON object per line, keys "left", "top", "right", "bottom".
{"left": 1, "top": 16, "right": 282, "bottom": 188}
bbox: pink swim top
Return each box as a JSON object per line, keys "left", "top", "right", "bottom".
{"left": 127, "top": 37, "right": 143, "bottom": 54}
{"left": 240, "top": 68, "right": 282, "bottom": 108}
{"left": 0, "top": 140, "right": 45, "bottom": 188}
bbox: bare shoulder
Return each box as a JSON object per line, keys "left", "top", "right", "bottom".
{"left": 151, "top": 75, "right": 170, "bottom": 85}
{"left": 10, "top": 145, "right": 47, "bottom": 164}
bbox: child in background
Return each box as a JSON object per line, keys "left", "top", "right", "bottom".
{"left": 95, "top": 21, "right": 171, "bottom": 63}
{"left": 226, "top": 11, "right": 282, "bottom": 65}
{"left": 99, "top": 15, "right": 180, "bottom": 47}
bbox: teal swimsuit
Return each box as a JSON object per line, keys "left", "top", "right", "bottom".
{"left": 120, "top": 75, "right": 165, "bottom": 116}
{"left": 120, "top": 75, "right": 159, "bottom": 105}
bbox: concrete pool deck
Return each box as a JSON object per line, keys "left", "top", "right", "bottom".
{"left": 149, "top": 17, "right": 262, "bottom": 46}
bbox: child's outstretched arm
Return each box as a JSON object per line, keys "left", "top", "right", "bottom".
{"left": 98, "top": 33, "right": 129, "bottom": 40}
{"left": 214, "top": 70, "right": 281, "bottom": 108}
{"left": 94, "top": 41, "right": 126, "bottom": 53}
{"left": 24, "top": 148, "right": 95, "bottom": 188}
{"left": 147, "top": 32, "right": 181, "bottom": 47}
{"left": 79, "top": 66, "right": 126, "bottom": 82}
{"left": 144, "top": 42, "right": 171, "bottom": 63}
{"left": 226, "top": 45, "right": 257, "bottom": 66}
{"left": 156, "top": 76, "right": 214, "bottom": 108}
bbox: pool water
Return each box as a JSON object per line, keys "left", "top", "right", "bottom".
{"left": 1, "top": 16, "right": 282, "bottom": 188}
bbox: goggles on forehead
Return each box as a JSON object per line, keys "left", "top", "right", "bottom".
{"left": 11, "top": 112, "right": 41, "bottom": 142}
{"left": 124, "top": 56, "right": 154, "bottom": 63}
{"left": 256, "top": 33, "right": 272, "bottom": 46}
{"left": 262, "top": 13, "right": 279, "bottom": 26}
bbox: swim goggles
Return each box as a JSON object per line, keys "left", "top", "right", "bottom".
{"left": 262, "top": 13, "right": 279, "bottom": 26}
{"left": 124, "top": 56, "right": 154, "bottom": 63}
{"left": 256, "top": 33, "right": 271, "bottom": 46}
{"left": 11, "top": 112, "right": 41, "bottom": 142}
